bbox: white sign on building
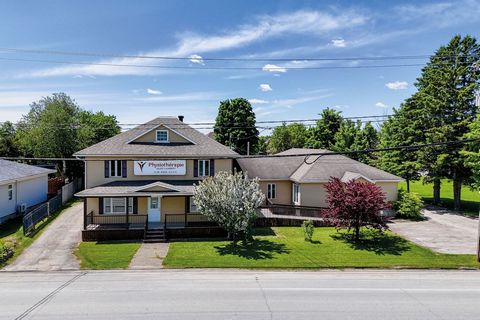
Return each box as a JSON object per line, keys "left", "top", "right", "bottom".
{"left": 134, "top": 160, "right": 186, "bottom": 176}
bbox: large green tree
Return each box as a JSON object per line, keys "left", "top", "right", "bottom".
{"left": 376, "top": 97, "right": 425, "bottom": 192}
{"left": 462, "top": 114, "right": 480, "bottom": 189}
{"left": 305, "top": 108, "right": 343, "bottom": 149}
{"left": 351, "top": 122, "right": 379, "bottom": 165}
{"left": 15, "top": 93, "right": 120, "bottom": 177}
{"left": 414, "top": 35, "right": 480, "bottom": 209}
{"left": 332, "top": 119, "right": 362, "bottom": 155}
{"left": 268, "top": 123, "right": 308, "bottom": 154}
{"left": 0, "top": 121, "right": 18, "bottom": 157}
{"left": 214, "top": 98, "right": 259, "bottom": 155}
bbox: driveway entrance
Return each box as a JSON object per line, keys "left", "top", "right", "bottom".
{"left": 4, "top": 202, "right": 82, "bottom": 271}
{"left": 389, "top": 206, "right": 478, "bottom": 254}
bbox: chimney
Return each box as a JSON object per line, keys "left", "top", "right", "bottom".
{"left": 178, "top": 115, "right": 184, "bottom": 122}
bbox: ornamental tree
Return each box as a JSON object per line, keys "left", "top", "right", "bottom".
{"left": 323, "top": 177, "right": 389, "bottom": 241}
{"left": 193, "top": 171, "right": 265, "bottom": 243}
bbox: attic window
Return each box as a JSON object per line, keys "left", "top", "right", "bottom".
{"left": 156, "top": 130, "right": 169, "bottom": 143}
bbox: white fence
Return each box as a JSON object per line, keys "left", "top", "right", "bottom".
{"left": 62, "top": 178, "right": 83, "bottom": 204}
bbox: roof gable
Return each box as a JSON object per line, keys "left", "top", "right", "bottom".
{"left": 128, "top": 124, "right": 195, "bottom": 145}
{"left": 74, "top": 117, "right": 239, "bottom": 157}
{"left": 132, "top": 181, "right": 182, "bottom": 192}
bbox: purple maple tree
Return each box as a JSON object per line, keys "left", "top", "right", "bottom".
{"left": 323, "top": 177, "right": 390, "bottom": 241}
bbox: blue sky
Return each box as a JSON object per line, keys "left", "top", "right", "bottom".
{"left": 1, "top": 0, "right": 479, "bottom": 130}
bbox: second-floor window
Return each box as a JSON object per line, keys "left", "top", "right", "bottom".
{"left": 267, "top": 183, "right": 276, "bottom": 199}
{"left": 156, "top": 130, "right": 169, "bottom": 142}
{"left": 110, "top": 160, "right": 123, "bottom": 177}
{"left": 198, "top": 160, "right": 210, "bottom": 177}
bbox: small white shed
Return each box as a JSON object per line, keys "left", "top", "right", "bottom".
{"left": 0, "top": 160, "right": 56, "bottom": 224}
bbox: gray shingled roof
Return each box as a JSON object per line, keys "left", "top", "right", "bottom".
{"left": 75, "top": 180, "right": 197, "bottom": 197}
{"left": 74, "top": 117, "right": 239, "bottom": 158}
{"left": 237, "top": 148, "right": 403, "bottom": 183}
{"left": 0, "top": 160, "right": 56, "bottom": 183}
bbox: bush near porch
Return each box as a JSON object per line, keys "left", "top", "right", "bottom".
{"left": 163, "top": 227, "right": 479, "bottom": 269}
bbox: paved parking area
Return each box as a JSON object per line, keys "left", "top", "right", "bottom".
{"left": 389, "top": 207, "right": 479, "bottom": 254}
{"left": 3, "top": 202, "right": 82, "bottom": 271}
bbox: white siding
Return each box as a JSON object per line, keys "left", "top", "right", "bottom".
{"left": 0, "top": 183, "right": 17, "bottom": 219}
{"left": 0, "top": 175, "right": 49, "bottom": 222}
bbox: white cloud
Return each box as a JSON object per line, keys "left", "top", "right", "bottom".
{"left": 23, "top": 9, "right": 367, "bottom": 78}
{"left": 259, "top": 84, "right": 273, "bottom": 91}
{"left": 375, "top": 102, "right": 388, "bottom": 108}
{"left": 262, "top": 64, "right": 287, "bottom": 73}
{"left": 147, "top": 88, "right": 162, "bottom": 95}
{"left": 331, "top": 38, "right": 346, "bottom": 47}
{"left": 248, "top": 98, "right": 269, "bottom": 104}
{"left": 189, "top": 54, "right": 204, "bottom": 65}
{"left": 385, "top": 81, "right": 408, "bottom": 90}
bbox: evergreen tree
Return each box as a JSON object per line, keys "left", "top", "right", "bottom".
{"left": 414, "top": 35, "right": 480, "bottom": 209}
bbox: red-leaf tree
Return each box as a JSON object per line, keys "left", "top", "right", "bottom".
{"left": 323, "top": 177, "right": 390, "bottom": 241}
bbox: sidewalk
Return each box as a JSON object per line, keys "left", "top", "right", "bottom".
{"left": 129, "top": 242, "right": 170, "bottom": 269}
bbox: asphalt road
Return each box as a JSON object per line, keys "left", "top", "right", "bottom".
{"left": 1, "top": 270, "right": 480, "bottom": 319}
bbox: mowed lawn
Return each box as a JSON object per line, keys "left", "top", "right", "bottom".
{"left": 399, "top": 179, "right": 479, "bottom": 216}
{"left": 75, "top": 241, "right": 141, "bottom": 269}
{"left": 163, "top": 227, "right": 479, "bottom": 269}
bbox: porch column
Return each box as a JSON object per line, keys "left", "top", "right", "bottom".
{"left": 83, "top": 198, "right": 87, "bottom": 230}
{"left": 125, "top": 196, "right": 129, "bottom": 229}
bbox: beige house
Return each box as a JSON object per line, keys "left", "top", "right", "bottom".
{"left": 75, "top": 117, "right": 402, "bottom": 241}
{"left": 75, "top": 116, "right": 238, "bottom": 241}
{"left": 237, "top": 148, "right": 403, "bottom": 208}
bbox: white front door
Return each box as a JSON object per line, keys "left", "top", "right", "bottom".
{"left": 148, "top": 196, "right": 161, "bottom": 223}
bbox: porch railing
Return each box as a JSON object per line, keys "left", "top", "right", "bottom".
{"left": 262, "top": 204, "right": 326, "bottom": 218}
{"left": 164, "top": 213, "right": 216, "bottom": 228}
{"left": 86, "top": 212, "right": 148, "bottom": 228}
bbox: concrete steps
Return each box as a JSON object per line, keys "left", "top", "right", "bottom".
{"left": 144, "top": 229, "right": 167, "bottom": 243}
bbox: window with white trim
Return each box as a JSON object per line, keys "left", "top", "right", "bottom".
{"left": 104, "top": 198, "right": 127, "bottom": 214}
{"left": 198, "top": 160, "right": 210, "bottom": 176}
{"left": 7, "top": 184, "right": 13, "bottom": 200}
{"left": 156, "top": 130, "right": 169, "bottom": 142}
{"left": 267, "top": 183, "right": 276, "bottom": 199}
{"left": 189, "top": 197, "right": 198, "bottom": 212}
{"left": 293, "top": 183, "right": 300, "bottom": 204}
{"left": 109, "top": 160, "right": 123, "bottom": 177}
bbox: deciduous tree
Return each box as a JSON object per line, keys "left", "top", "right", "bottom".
{"left": 305, "top": 108, "right": 343, "bottom": 149}
{"left": 323, "top": 177, "right": 389, "bottom": 241}
{"left": 214, "top": 98, "right": 259, "bottom": 155}
{"left": 193, "top": 171, "right": 265, "bottom": 244}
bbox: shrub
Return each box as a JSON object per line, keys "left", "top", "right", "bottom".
{"left": 302, "top": 220, "right": 315, "bottom": 242}
{"left": 0, "top": 242, "right": 14, "bottom": 264}
{"left": 395, "top": 190, "right": 424, "bottom": 220}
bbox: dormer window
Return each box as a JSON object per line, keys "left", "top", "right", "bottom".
{"left": 156, "top": 130, "right": 169, "bottom": 143}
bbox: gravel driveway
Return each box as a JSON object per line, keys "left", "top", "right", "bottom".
{"left": 389, "top": 207, "right": 479, "bottom": 254}
{"left": 4, "top": 202, "right": 82, "bottom": 271}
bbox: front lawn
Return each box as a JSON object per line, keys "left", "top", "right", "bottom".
{"left": 0, "top": 201, "right": 76, "bottom": 268}
{"left": 75, "top": 241, "right": 141, "bottom": 269}
{"left": 399, "top": 179, "right": 479, "bottom": 217}
{"left": 163, "top": 227, "right": 478, "bottom": 269}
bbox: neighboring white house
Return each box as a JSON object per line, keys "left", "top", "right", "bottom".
{"left": 0, "top": 160, "right": 56, "bottom": 224}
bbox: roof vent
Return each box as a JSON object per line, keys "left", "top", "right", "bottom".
{"left": 178, "top": 115, "right": 184, "bottom": 122}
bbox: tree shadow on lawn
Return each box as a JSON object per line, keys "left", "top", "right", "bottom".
{"left": 215, "top": 239, "right": 289, "bottom": 260}
{"left": 330, "top": 230, "right": 411, "bottom": 256}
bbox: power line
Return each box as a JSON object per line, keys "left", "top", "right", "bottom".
{"left": 2, "top": 137, "right": 478, "bottom": 162}
{"left": 0, "top": 114, "right": 391, "bottom": 129}
{"left": 0, "top": 56, "right": 428, "bottom": 71}
{"left": 0, "top": 47, "right": 476, "bottom": 62}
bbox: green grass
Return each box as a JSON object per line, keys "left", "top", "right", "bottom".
{"left": 0, "top": 201, "right": 76, "bottom": 268}
{"left": 399, "top": 179, "right": 480, "bottom": 217}
{"left": 163, "top": 227, "right": 479, "bottom": 269}
{"left": 74, "top": 241, "right": 141, "bottom": 269}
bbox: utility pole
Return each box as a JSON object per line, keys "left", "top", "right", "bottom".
{"left": 247, "top": 141, "right": 250, "bottom": 156}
